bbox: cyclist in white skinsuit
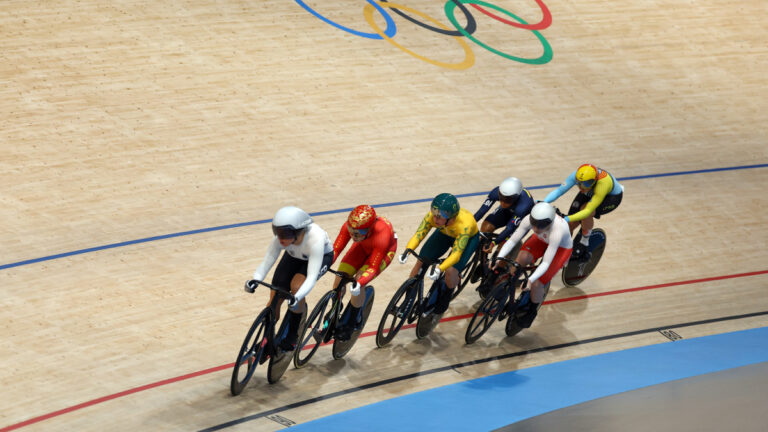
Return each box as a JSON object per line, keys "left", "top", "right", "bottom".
{"left": 245, "top": 206, "right": 333, "bottom": 351}
{"left": 496, "top": 203, "right": 573, "bottom": 327}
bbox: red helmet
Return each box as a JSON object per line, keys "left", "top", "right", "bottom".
{"left": 348, "top": 205, "right": 377, "bottom": 230}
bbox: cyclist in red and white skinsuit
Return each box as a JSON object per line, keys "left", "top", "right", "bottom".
{"left": 496, "top": 202, "right": 572, "bottom": 327}
{"left": 331, "top": 205, "right": 397, "bottom": 339}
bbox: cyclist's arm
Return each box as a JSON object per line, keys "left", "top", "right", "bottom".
{"left": 252, "top": 237, "right": 281, "bottom": 281}
{"left": 331, "top": 222, "right": 351, "bottom": 265}
{"left": 529, "top": 224, "right": 568, "bottom": 283}
{"left": 567, "top": 177, "right": 612, "bottom": 222}
{"left": 294, "top": 233, "right": 327, "bottom": 303}
{"left": 495, "top": 191, "right": 534, "bottom": 244}
{"left": 405, "top": 213, "right": 433, "bottom": 251}
{"left": 473, "top": 188, "right": 498, "bottom": 221}
{"left": 439, "top": 231, "right": 471, "bottom": 272}
{"left": 544, "top": 171, "right": 578, "bottom": 203}
{"left": 357, "top": 227, "right": 394, "bottom": 286}
{"left": 495, "top": 216, "right": 521, "bottom": 245}
{"left": 498, "top": 217, "right": 531, "bottom": 259}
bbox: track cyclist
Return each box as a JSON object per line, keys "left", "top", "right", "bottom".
{"left": 474, "top": 177, "right": 535, "bottom": 253}
{"left": 244, "top": 206, "right": 334, "bottom": 351}
{"left": 399, "top": 193, "right": 480, "bottom": 314}
{"left": 543, "top": 164, "right": 624, "bottom": 259}
{"left": 495, "top": 202, "right": 572, "bottom": 328}
{"left": 331, "top": 205, "right": 397, "bottom": 340}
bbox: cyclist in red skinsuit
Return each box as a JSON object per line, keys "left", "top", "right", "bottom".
{"left": 331, "top": 205, "right": 397, "bottom": 339}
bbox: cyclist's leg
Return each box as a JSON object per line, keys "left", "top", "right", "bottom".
{"left": 521, "top": 246, "right": 570, "bottom": 328}
{"left": 448, "top": 232, "right": 480, "bottom": 289}
{"left": 338, "top": 243, "right": 366, "bottom": 307}
{"left": 270, "top": 253, "right": 304, "bottom": 321}
{"left": 432, "top": 233, "right": 479, "bottom": 313}
{"left": 532, "top": 247, "right": 571, "bottom": 303}
{"left": 418, "top": 232, "right": 453, "bottom": 310}
{"left": 567, "top": 193, "right": 591, "bottom": 235}
{"left": 281, "top": 252, "right": 332, "bottom": 350}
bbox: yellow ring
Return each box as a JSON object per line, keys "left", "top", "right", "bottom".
{"left": 363, "top": 2, "right": 475, "bottom": 70}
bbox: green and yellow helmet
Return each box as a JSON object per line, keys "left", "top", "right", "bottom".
{"left": 430, "top": 193, "right": 460, "bottom": 219}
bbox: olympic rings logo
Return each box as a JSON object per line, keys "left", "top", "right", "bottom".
{"left": 295, "top": 0, "right": 553, "bottom": 70}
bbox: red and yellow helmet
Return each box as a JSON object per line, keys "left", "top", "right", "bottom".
{"left": 348, "top": 205, "right": 377, "bottom": 230}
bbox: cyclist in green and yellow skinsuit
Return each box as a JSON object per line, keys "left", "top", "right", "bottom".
{"left": 398, "top": 193, "right": 479, "bottom": 314}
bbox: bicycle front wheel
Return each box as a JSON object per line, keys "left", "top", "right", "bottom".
{"left": 376, "top": 279, "right": 418, "bottom": 348}
{"left": 465, "top": 282, "right": 509, "bottom": 344}
{"left": 333, "top": 287, "right": 375, "bottom": 359}
{"left": 230, "top": 308, "right": 272, "bottom": 395}
{"left": 294, "top": 290, "right": 336, "bottom": 369}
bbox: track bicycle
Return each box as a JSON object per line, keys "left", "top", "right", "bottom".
{"left": 455, "top": 231, "right": 496, "bottom": 299}
{"left": 375, "top": 249, "right": 450, "bottom": 347}
{"left": 230, "top": 280, "right": 306, "bottom": 395}
{"left": 464, "top": 258, "right": 542, "bottom": 344}
{"left": 293, "top": 269, "right": 375, "bottom": 367}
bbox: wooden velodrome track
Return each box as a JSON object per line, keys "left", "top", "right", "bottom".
{"left": 1, "top": 0, "right": 767, "bottom": 430}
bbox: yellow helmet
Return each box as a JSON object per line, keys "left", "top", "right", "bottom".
{"left": 575, "top": 164, "right": 598, "bottom": 188}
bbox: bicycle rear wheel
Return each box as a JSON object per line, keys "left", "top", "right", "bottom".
{"left": 333, "top": 287, "right": 375, "bottom": 359}
{"left": 230, "top": 308, "right": 272, "bottom": 396}
{"left": 294, "top": 291, "right": 336, "bottom": 369}
{"left": 376, "top": 279, "right": 418, "bottom": 348}
{"left": 465, "top": 282, "right": 510, "bottom": 344}
{"left": 562, "top": 228, "right": 607, "bottom": 287}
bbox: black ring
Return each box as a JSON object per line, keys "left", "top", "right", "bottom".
{"left": 380, "top": 0, "right": 477, "bottom": 37}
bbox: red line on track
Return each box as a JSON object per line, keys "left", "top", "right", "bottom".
{"left": 3, "top": 269, "right": 767, "bottom": 432}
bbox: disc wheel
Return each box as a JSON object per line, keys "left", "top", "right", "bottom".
{"left": 562, "top": 228, "right": 607, "bottom": 287}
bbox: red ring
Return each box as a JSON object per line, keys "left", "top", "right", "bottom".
{"left": 470, "top": 0, "right": 552, "bottom": 30}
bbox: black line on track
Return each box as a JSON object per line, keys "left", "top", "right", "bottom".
{"left": 199, "top": 310, "right": 768, "bottom": 431}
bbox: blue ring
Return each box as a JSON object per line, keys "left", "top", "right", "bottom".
{"left": 294, "top": 0, "right": 397, "bottom": 39}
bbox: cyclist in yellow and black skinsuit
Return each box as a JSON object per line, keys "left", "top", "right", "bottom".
{"left": 398, "top": 193, "right": 479, "bottom": 314}
{"left": 544, "top": 163, "right": 624, "bottom": 259}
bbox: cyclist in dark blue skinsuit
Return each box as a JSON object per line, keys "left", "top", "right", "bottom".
{"left": 474, "top": 177, "right": 536, "bottom": 248}
{"left": 473, "top": 177, "right": 535, "bottom": 297}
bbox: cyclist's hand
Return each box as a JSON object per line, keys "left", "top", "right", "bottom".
{"left": 287, "top": 295, "right": 299, "bottom": 309}
{"left": 483, "top": 241, "right": 496, "bottom": 254}
{"left": 427, "top": 266, "right": 442, "bottom": 281}
{"left": 244, "top": 279, "right": 258, "bottom": 293}
{"left": 350, "top": 281, "right": 362, "bottom": 296}
{"left": 398, "top": 252, "right": 408, "bottom": 265}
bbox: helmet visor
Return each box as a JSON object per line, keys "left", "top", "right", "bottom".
{"left": 499, "top": 193, "right": 518, "bottom": 205}
{"left": 431, "top": 207, "right": 452, "bottom": 220}
{"left": 530, "top": 217, "right": 552, "bottom": 229}
{"left": 272, "top": 225, "right": 299, "bottom": 240}
{"left": 347, "top": 225, "right": 369, "bottom": 238}
{"left": 577, "top": 179, "right": 596, "bottom": 189}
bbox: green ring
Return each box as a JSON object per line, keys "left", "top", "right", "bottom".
{"left": 445, "top": 0, "right": 553, "bottom": 65}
